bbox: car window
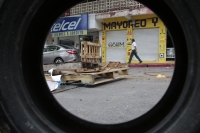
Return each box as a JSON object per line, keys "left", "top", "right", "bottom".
{"left": 46, "top": 46, "right": 59, "bottom": 52}
{"left": 57, "top": 46, "right": 60, "bottom": 50}
{"left": 59, "top": 45, "right": 73, "bottom": 49}
{"left": 43, "top": 48, "right": 47, "bottom": 52}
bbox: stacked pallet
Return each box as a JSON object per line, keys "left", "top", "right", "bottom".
{"left": 99, "top": 61, "right": 128, "bottom": 70}
{"left": 81, "top": 41, "right": 101, "bottom": 68}
{"left": 44, "top": 61, "right": 129, "bottom": 85}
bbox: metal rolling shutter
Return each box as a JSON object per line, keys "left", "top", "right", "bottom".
{"left": 133, "top": 28, "right": 159, "bottom": 61}
{"left": 106, "top": 30, "right": 127, "bottom": 63}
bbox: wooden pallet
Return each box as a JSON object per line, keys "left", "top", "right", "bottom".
{"left": 80, "top": 41, "right": 101, "bottom": 66}
{"left": 99, "top": 61, "right": 128, "bottom": 69}
{"left": 45, "top": 67, "right": 128, "bottom": 85}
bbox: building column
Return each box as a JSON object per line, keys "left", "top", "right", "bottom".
{"left": 45, "top": 32, "right": 54, "bottom": 45}
{"left": 101, "top": 31, "right": 106, "bottom": 63}
{"left": 53, "top": 37, "right": 59, "bottom": 44}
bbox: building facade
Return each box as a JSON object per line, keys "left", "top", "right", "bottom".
{"left": 100, "top": 14, "right": 166, "bottom": 63}
{"left": 49, "top": 0, "right": 174, "bottom": 64}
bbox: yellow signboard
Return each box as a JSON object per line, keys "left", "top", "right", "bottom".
{"left": 51, "top": 30, "right": 87, "bottom": 37}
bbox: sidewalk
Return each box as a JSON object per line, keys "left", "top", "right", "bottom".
{"left": 128, "top": 62, "right": 175, "bottom": 67}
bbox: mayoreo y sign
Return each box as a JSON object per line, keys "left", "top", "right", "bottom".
{"left": 51, "top": 14, "right": 88, "bottom": 37}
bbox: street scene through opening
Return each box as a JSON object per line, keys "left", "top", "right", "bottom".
{"left": 43, "top": 0, "right": 175, "bottom": 124}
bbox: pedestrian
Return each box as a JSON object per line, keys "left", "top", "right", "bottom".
{"left": 128, "top": 39, "right": 142, "bottom": 64}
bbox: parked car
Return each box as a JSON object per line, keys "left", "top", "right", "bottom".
{"left": 43, "top": 44, "right": 81, "bottom": 64}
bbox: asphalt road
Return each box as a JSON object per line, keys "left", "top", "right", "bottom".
{"left": 52, "top": 67, "right": 174, "bottom": 124}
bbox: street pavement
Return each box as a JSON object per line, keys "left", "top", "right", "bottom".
{"left": 52, "top": 67, "right": 174, "bottom": 124}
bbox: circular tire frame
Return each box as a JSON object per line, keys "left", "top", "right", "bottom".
{"left": 0, "top": 0, "right": 200, "bottom": 133}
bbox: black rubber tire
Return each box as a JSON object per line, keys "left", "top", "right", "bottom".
{"left": 54, "top": 58, "right": 64, "bottom": 64}
{"left": 0, "top": 0, "right": 200, "bottom": 133}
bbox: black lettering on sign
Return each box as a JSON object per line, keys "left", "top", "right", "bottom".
{"left": 108, "top": 42, "right": 113, "bottom": 47}
{"left": 119, "top": 42, "right": 125, "bottom": 47}
{"left": 117, "top": 22, "right": 122, "bottom": 29}
{"left": 103, "top": 17, "right": 158, "bottom": 29}
{"left": 128, "top": 20, "right": 132, "bottom": 28}
{"left": 152, "top": 17, "right": 158, "bottom": 26}
{"left": 104, "top": 23, "right": 111, "bottom": 30}
{"left": 111, "top": 22, "right": 116, "bottom": 29}
{"left": 108, "top": 42, "right": 125, "bottom": 47}
{"left": 123, "top": 21, "right": 128, "bottom": 28}
{"left": 131, "top": 23, "right": 134, "bottom": 28}
{"left": 140, "top": 19, "right": 146, "bottom": 27}
{"left": 135, "top": 20, "right": 140, "bottom": 27}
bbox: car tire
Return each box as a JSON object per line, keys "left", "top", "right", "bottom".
{"left": 0, "top": 0, "right": 200, "bottom": 133}
{"left": 54, "top": 58, "right": 64, "bottom": 64}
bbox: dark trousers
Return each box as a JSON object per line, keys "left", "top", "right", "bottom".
{"left": 128, "top": 50, "right": 142, "bottom": 63}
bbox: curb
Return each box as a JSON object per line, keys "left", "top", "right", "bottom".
{"left": 128, "top": 63, "right": 175, "bottom": 67}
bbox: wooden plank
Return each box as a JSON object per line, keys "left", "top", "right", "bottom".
{"left": 105, "top": 72, "right": 114, "bottom": 78}
{"left": 118, "top": 69, "right": 128, "bottom": 75}
{"left": 89, "top": 45, "right": 91, "bottom": 56}
{"left": 80, "top": 68, "right": 128, "bottom": 75}
{"left": 107, "top": 62, "right": 120, "bottom": 68}
{"left": 94, "top": 68, "right": 100, "bottom": 71}
{"left": 81, "top": 42, "right": 83, "bottom": 56}
{"left": 44, "top": 74, "right": 52, "bottom": 81}
{"left": 93, "top": 46, "right": 95, "bottom": 56}
{"left": 93, "top": 75, "right": 126, "bottom": 85}
{"left": 86, "top": 41, "right": 101, "bottom": 46}
{"left": 60, "top": 71, "right": 77, "bottom": 75}
{"left": 75, "top": 68, "right": 88, "bottom": 72}
{"left": 114, "top": 62, "right": 120, "bottom": 67}
{"left": 84, "top": 44, "right": 88, "bottom": 55}
{"left": 101, "top": 62, "right": 110, "bottom": 69}
{"left": 62, "top": 75, "right": 94, "bottom": 83}
{"left": 85, "top": 55, "right": 101, "bottom": 58}
{"left": 76, "top": 69, "right": 101, "bottom": 73}
{"left": 96, "top": 47, "right": 100, "bottom": 56}
{"left": 116, "top": 63, "right": 128, "bottom": 68}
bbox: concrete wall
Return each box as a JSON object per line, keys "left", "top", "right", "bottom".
{"left": 45, "top": 32, "right": 54, "bottom": 44}
{"left": 88, "top": 14, "right": 102, "bottom": 31}
{"left": 95, "top": 7, "right": 153, "bottom": 20}
{"left": 43, "top": 62, "right": 82, "bottom": 71}
{"left": 53, "top": 37, "right": 59, "bottom": 44}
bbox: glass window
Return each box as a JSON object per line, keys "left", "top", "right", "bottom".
{"left": 60, "top": 44, "right": 73, "bottom": 49}
{"left": 43, "top": 48, "right": 47, "bottom": 52}
{"left": 57, "top": 46, "right": 60, "bottom": 50}
{"left": 46, "top": 46, "right": 58, "bottom": 51}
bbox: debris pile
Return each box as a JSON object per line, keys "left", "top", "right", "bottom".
{"left": 44, "top": 41, "right": 129, "bottom": 91}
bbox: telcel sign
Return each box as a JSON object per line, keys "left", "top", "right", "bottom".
{"left": 51, "top": 14, "right": 88, "bottom": 37}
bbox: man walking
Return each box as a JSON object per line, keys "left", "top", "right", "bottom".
{"left": 128, "top": 39, "right": 142, "bottom": 64}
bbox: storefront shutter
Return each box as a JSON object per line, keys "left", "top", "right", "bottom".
{"left": 133, "top": 28, "right": 159, "bottom": 61}
{"left": 106, "top": 30, "right": 127, "bottom": 63}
